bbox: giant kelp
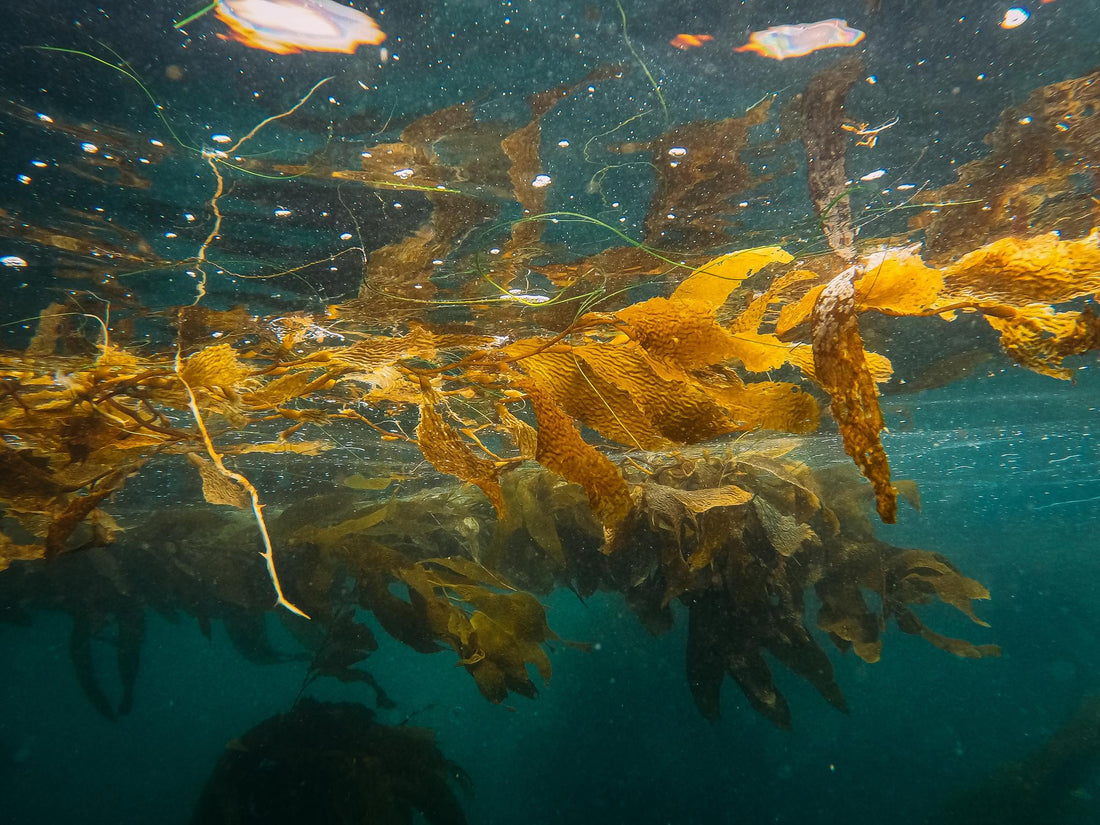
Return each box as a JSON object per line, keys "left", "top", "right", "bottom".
{"left": 190, "top": 699, "right": 469, "bottom": 825}
{"left": 2, "top": 58, "right": 1099, "bottom": 730}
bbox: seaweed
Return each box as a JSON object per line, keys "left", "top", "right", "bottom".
{"left": 190, "top": 699, "right": 468, "bottom": 825}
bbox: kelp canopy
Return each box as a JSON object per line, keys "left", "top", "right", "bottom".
{"left": 1, "top": 21, "right": 1099, "bottom": 746}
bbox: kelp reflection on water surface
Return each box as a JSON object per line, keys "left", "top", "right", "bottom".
{"left": 1, "top": 17, "right": 1099, "bottom": 822}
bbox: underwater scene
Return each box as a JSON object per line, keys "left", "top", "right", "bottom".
{"left": 1, "top": 0, "right": 1100, "bottom": 822}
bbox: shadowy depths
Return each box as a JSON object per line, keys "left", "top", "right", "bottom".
{"left": 191, "top": 698, "right": 469, "bottom": 825}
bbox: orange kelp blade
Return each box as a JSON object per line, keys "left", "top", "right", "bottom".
{"left": 671, "top": 33, "right": 713, "bottom": 50}
{"left": 215, "top": 0, "right": 386, "bottom": 54}
{"left": 735, "top": 18, "right": 864, "bottom": 60}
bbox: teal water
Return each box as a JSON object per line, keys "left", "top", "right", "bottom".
{"left": 2, "top": 0, "right": 1100, "bottom": 823}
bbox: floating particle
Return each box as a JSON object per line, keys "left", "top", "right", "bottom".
{"left": 1000, "top": 8, "right": 1029, "bottom": 28}
{"left": 215, "top": 0, "right": 386, "bottom": 55}
{"left": 210, "top": 134, "right": 232, "bottom": 144}
{"left": 860, "top": 169, "right": 886, "bottom": 181}
{"left": 735, "top": 19, "right": 864, "bottom": 60}
{"left": 17, "top": 175, "right": 31, "bottom": 185}
{"left": 340, "top": 232, "right": 353, "bottom": 240}
{"left": 30, "top": 160, "right": 47, "bottom": 168}
{"left": 36, "top": 113, "right": 53, "bottom": 123}
{"left": 670, "top": 33, "right": 713, "bottom": 49}
{"left": 80, "top": 142, "right": 99, "bottom": 154}
{"left": 393, "top": 168, "right": 415, "bottom": 179}
{"left": 1, "top": 256, "right": 28, "bottom": 268}
{"left": 531, "top": 174, "right": 552, "bottom": 188}
{"left": 274, "top": 208, "right": 292, "bottom": 217}
{"left": 557, "top": 139, "right": 570, "bottom": 147}
{"left": 667, "top": 146, "right": 688, "bottom": 157}
{"left": 184, "top": 213, "right": 196, "bottom": 222}
{"left": 150, "top": 138, "right": 165, "bottom": 147}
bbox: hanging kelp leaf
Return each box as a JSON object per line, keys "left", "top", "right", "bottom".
{"left": 816, "top": 571, "right": 884, "bottom": 663}
{"left": 44, "top": 467, "right": 134, "bottom": 560}
{"left": 495, "top": 403, "right": 539, "bottom": 460}
{"left": 983, "top": 305, "right": 1100, "bottom": 379}
{"left": 521, "top": 378, "right": 632, "bottom": 535}
{"left": 752, "top": 495, "right": 817, "bottom": 557}
{"left": 811, "top": 268, "right": 897, "bottom": 522}
{"left": 942, "top": 231, "right": 1100, "bottom": 306}
{"left": 187, "top": 453, "right": 250, "bottom": 509}
{"left": 776, "top": 246, "right": 946, "bottom": 335}
{"left": 241, "top": 369, "right": 325, "bottom": 408}
{"left": 887, "top": 549, "right": 993, "bottom": 627}
{"left": 673, "top": 247, "right": 793, "bottom": 307}
{"left": 416, "top": 382, "right": 505, "bottom": 516}
{"left": 699, "top": 377, "right": 820, "bottom": 434}
{"left": 521, "top": 345, "right": 669, "bottom": 449}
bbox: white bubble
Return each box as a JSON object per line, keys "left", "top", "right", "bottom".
{"left": 210, "top": 134, "right": 232, "bottom": 144}
{"left": 274, "top": 208, "right": 292, "bottom": 218}
{"left": 1001, "top": 8, "right": 1029, "bottom": 28}
{"left": 531, "top": 174, "right": 552, "bottom": 188}
{"left": 393, "top": 167, "right": 415, "bottom": 179}
{"left": 80, "top": 142, "right": 99, "bottom": 154}
{"left": 1, "top": 255, "right": 28, "bottom": 268}
{"left": 860, "top": 169, "right": 886, "bottom": 181}
{"left": 667, "top": 146, "right": 688, "bottom": 157}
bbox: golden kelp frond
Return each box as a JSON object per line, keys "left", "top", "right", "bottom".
{"left": 941, "top": 231, "right": 1100, "bottom": 306}
{"left": 984, "top": 305, "right": 1100, "bottom": 379}
{"left": 416, "top": 381, "right": 505, "bottom": 516}
{"left": 521, "top": 378, "right": 632, "bottom": 534}
{"left": 615, "top": 297, "right": 746, "bottom": 370}
{"left": 179, "top": 343, "right": 257, "bottom": 394}
{"left": 811, "top": 269, "right": 897, "bottom": 522}
{"left": 495, "top": 403, "right": 538, "bottom": 460}
{"left": 775, "top": 247, "right": 944, "bottom": 334}
{"left": 520, "top": 344, "right": 670, "bottom": 449}
{"left": 672, "top": 247, "right": 793, "bottom": 308}
{"left": 700, "top": 377, "right": 819, "bottom": 433}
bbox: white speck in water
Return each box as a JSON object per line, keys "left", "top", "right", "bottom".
{"left": 80, "top": 142, "right": 99, "bottom": 154}
{"left": 531, "top": 174, "right": 552, "bottom": 188}
{"left": 1, "top": 256, "right": 28, "bottom": 268}
{"left": 210, "top": 134, "right": 232, "bottom": 144}
{"left": 393, "top": 167, "right": 415, "bottom": 179}
{"left": 1001, "top": 8, "right": 1029, "bottom": 28}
